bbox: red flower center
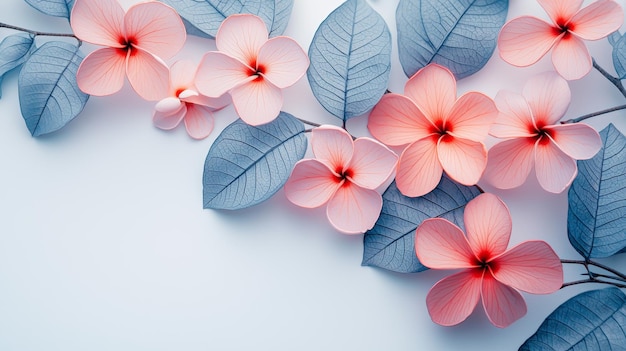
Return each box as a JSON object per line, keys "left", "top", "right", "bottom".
{"left": 248, "top": 62, "right": 266, "bottom": 82}
{"left": 334, "top": 167, "right": 354, "bottom": 186}
{"left": 473, "top": 250, "right": 499, "bottom": 273}
{"left": 554, "top": 18, "right": 575, "bottom": 39}
{"left": 118, "top": 36, "right": 138, "bottom": 56}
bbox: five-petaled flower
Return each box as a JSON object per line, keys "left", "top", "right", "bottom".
{"left": 71, "top": 0, "right": 186, "bottom": 100}
{"left": 284, "top": 125, "right": 398, "bottom": 234}
{"left": 196, "top": 14, "right": 309, "bottom": 126}
{"left": 415, "top": 193, "right": 563, "bottom": 328}
{"left": 152, "top": 60, "right": 231, "bottom": 140}
{"left": 368, "top": 64, "right": 498, "bottom": 198}
{"left": 484, "top": 72, "right": 602, "bottom": 193}
{"left": 498, "top": 0, "right": 623, "bottom": 80}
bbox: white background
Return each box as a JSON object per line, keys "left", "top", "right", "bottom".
{"left": 1, "top": 0, "right": 626, "bottom": 350}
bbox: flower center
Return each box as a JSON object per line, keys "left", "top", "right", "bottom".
{"left": 334, "top": 167, "right": 354, "bottom": 186}
{"left": 249, "top": 62, "right": 266, "bottom": 82}
{"left": 554, "top": 18, "right": 575, "bottom": 38}
{"left": 473, "top": 250, "right": 498, "bottom": 273}
{"left": 118, "top": 36, "right": 138, "bottom": 56}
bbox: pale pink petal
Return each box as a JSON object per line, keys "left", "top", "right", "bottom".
{"left": 230, "top": 79, "right": 282, "bottom": 125}
{"left": 446, "top": 92, "right": 498, "bottom": 141}
{"left": 464, "top": 193, "right": 512, "bottom": 259}
{"left": 534, "top": 138, "right": 578, "bottom": 193}
{"left": 491, "top": 91, "right": 536, "bottom": 138}
{"left": 551, "top": 35, "right": 592, "bottom": 80}
{"left": 404, "top": 64, "right": 456, "bottom": 125}
{"left": 184, "top": 104, "right": 215, "bottom": 140}
{"left": 75, "top": 48, "right": 125, "bottom": 96}
{"left": 498, "top": 16, "right": 559, "bottom": 67}
{"left": 537, "top": 0, "right": 583, "bottom": 25}
{"left": 570, "top": 0, "right": 624, "bottom": 40}
{"left": 326, "top": 184, "right": 382, "bottom": 234}
{"left": 396, "top": 136, "right": 443, "bottom": 197}
{"left": 196, "top": 52, "right": 254, "bottom": 98}
{"left": 415, "top": 218, "right": 477, "bottom": 269}
{"left": 481, "top": 273, "right": 527, "bottom": 328}
{"left": 368, "top": 94, "right": 435, "bottom": 146}
{"left": 257, "top": 37, "right": 309, "bottom": 88}
{"left": 124, "top": 2, "right": 186, "bottom": 59}
{"left": 169, "top": 60, "right": 198, "bottom": 95}
{"left": 426, "top": 270, "right": 482, "bottom": 326}
{"left": 311, "top": 125, "right": 354, "bottom": 172}
{"left": 155, "top": 97, "right": 183, "bottom": 114}
{"left": 216, "top": 14, "right": 268, "bottom": 66}
{"left": 492, "top": 241, "right": 563, "bottom": 294}
{"left": 70, "top": 0, "right": 124, "bottom": 47}
{"left": 126, "top": 49, "right": 170, "bottom": 101}
{"left": 153, "top": 104, "right": 186, "bottom": 130}
{"left": 284, "top": 159, "right": 340, "bottom": 208}
{"left": 483, "top": 138, "right": 535, "bottom": 189}
{"left": 545, "top": 123, "right": 602, "bottom": 159}
{"left": 437, "top": 136, "right": 487, "bottom": 186}
{"left": 348, "top": 138, "right": 397, "bottom": 189}
{"left": 522, "top": 72, "right": 571, "bottom": 126}
{"left": 184, "top": 93, "right": 232, "bottom": 110}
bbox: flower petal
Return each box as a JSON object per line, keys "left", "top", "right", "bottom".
{"left": 184, "top": 104, "right": 215, "bottom": 140}
{"left": 491, "top": 91, "right": 536, "bottom": 138}
{"left": 404, "top": 64, "right": 456, "bottom": 124}
{"left": 545, "top": 123, "right": 602, "bottom": 160}
{"left": 75, "top": 48, "right": 125, "bottom": 96}
{"left": 570, "top": 0, "right": 624, "bottom": 40}
{"left": 230, "top": 79, "right": 283, "bottom": 125}
{"left": 169, "top": 60, "right": 198, "bottom": 95}
{"left": 483, "top": 138, "right": 535, "bottom": 190}
{"left": 534, "top": 138, "right": 577, "bottom": 193}
{"left": 396, "top": 136, "right": 443, "bottom": 197}
{"left": 70, "top": 0, "right": 124, "bottom": 47}
{"left": 551, "top": 34, "right": 592, "bottom": 80}
{"left": 437, "top": 136, "right": 487, "bottom": 186}
{"left": 348, "top": 138, "right": 398, "bottom": 189}
{"left": 537, "top": 0, "right": 583, "bottom": 25}
{"left": 446, "top": 92, "right": 498, "bottom": 141}
{"left": 498, "top": 16, "right": 559, "bottom": 67}
{"left": 155, "top": 97, "right": 182, "bottom": 114}
{"left": 426, "top": 270, "right": 482, "bottom": 327}
{"left": 258, "top": 37, "right": 309, "bottom": 89}
{"left": 522, "top": 72, "right": 571, "bottom": 126}
{"left": 481, "top": 273, "right": 527, "bottom": 328}
{"left": 183, "top": 93, "right": 232, "bottom": 110}
{"left": 492, "top": 241, "right": 563, "bottom": 294}
{"left": 126, "top": 49, "right": 170, "bottom": 101}
{"left": 326, "top": 184, "right": 382, "bottom": 234}
{"left": 124, "top": 1, "right": 186, "bottom": 60}
{"left": 284, "top": 159, "right": 340, "bottom": 208}
{"left": 368, "top": 94, "right": 434, "bottom": 146}
{"left": 153, "top": 104, "right": 186, "bottom": 130}
{"left": 216, "top": 14, "right": 268, "bottom": 66}
{"left": 196, "top": 52, "right": 254, "bottom": 98}
{"left": 464, "top": 193, "right": 512, "bottom": 260}
{"left": 311, "top": 125, "right": 354, "bottom": 172}
{"left": 415, "top": 218, "right": 477, "bottom": 269}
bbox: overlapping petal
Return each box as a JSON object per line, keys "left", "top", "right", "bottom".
{"left": 230, "top": 78, "right": 283, "bottom": 126}
{"left": 126, "top": 49, "right": 170, "bottom": 101}
{"left": 348, "top": 138, "right": 398, "bottom": 189}
{"left": 396, "top": 136, "right": 443, "bottom": 198}
{"left": 311, "top": 126, "right": 354, "bottom": 171}
{"left": 216, "top": 14, "right": 268, "bottom": 66}
{"left": 534, "top": 139, "right": 578, "bottom": 193}
{"left": 70, "top": 0, "right": 125, "bottom": 48}
{"left": 426, "top": 270, "right": 482, "bottom": 326}
{"left": 258, "top": 37, "right": 309, "bottom": 89}
{"left": 326, "top": 184, "right": 382, "bottom": 234}
{"left": 498, "top": 17, "right": 558, "bottom": 67}
{"left": 76, "top": 48, "right": 126, "bottom": 96}
{"left": 153, "top": 104, "right": 185, "bottom": 130}
{"left": 368, "top": 94, "right": 435, "bottom": 146}
{"left": 537, "top": 0, "right": 583, "bottom": 25}
{"left": 491, "top": 91, "right": 535, "bottom": 138}
{"left": 284, "top": 159, "right": 341, "bottom": 208}
{"left": 569, "top": 0, "right": 623, "bottom": 40}
{"left": 483, "top": 138, "right": 535, "bottom": 189}
{"left": 404, "top": 64, "right": 456, "bottom": 123}
{"left": 183, "top": 104, "right": 215, "bottom": 140}
{"left": 522, "top": 72, "right": 571, "bottom": 126}
{"left": 551, "top": 35, "right": 592, "bottom": 80}
{"left": 546, "top": 123, "right": 602, "bottom": 160}
{"left": 447, "top": 92, "right": 498, "bottom": 141}
{"left": 481, "top": 273, "right": 527, "bottom": 328}
{"left": 124, "top": 2, "right": 185, "bottom": 59}
{"left": 415, "top": 218, "right": 476, "bottom": 269}
{"left": 437, "top": 136, "right": 487, "bottom": 186}
{"left": 196, "top": 52, "right": 255, "bottom": 98}
{"left": 464, "top": 193, "right": 512, "bottom": 259}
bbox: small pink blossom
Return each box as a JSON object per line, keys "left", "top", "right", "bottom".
{"left": 498, "top": 0, "right": 623, "bottom": 80}
{"left": 152, "top": 60, "right": 230, "bottom": 140}
{"left": 70, "top": 0, "right": 186, "bottom": 100}
{"left": 415, "top": 193, "right": 563, "bottom": 328}
{"left": 284, "top": 125, "right": 398, "bottom": 234}
{"left": 196, "top": 14, "right": 309, "bottom": 126}
{"left": 484, "top": 72, "right": 602, "bottom": 193}
{"left": 368, "top": 64, "right": 498, "bottom": 198}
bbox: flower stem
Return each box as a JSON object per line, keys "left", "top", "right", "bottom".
{"left": 296, "top": 117, "right": 321, "bottom": 128}
{"left": 0, "top": 22, "right": 80, "bottom": 42}
{"left": 561, "top": 104, "right": 626, "bottom": 124}
{"left": 592, "top": 58, "right": 626, "bottom": 99}
{"left": 560, "top": 259, "right": 626, "bottom": 289}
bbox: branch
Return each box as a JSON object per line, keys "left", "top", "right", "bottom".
{"left": 593, "top": 58, "right": 626, "bottom": 99}
{"left": 561, "top": 104, "right": 626, "bottom": 124}
{"left": 0, "top": 22, "right": 79, "bottom": 41}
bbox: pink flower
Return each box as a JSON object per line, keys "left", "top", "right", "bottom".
{"left": 70, "top": 0, "right": 186, "bottom": 100}
{"left": 498, "top": 0, "right": 623, "bottom": 80}
{"left": 196, "top": 14, "right": 309, "bottom": 126}
{"left": 284, "top": 125, "right": 398, "bottom": 234}
{"left": 152, "top": 60, "right": 231, "bottom": 140}
{"left": 368, "top": 64, "right": 498, "bottom": 198}
{"left": 484, "top": 72, "right": 602, "bottom": 193}
{"left": 415, "top": 193, "right": 563, "bottom": 328}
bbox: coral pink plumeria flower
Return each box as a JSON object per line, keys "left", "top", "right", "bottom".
{"left": 70, "top": 0, "right": 186, "bottom": 100}
{"left": 484, "top": 72, "right": 602, "bottom": 193}
{"left": 196, "top": 14, "right": 309, "bottom": 126}
{"left": 153, "top": 60, "right": 231, "bottom": 140}
{"left": 284, "top": 125, "right": 398, "bottom": 234}
{"left": 415, "top": 193, "right": 563, "bottom": 328}
{"left": 498, "top": 0, "right": 623, "bottom": 80}
{"left": 368, "top": 64, "right": 498, "bottom": 198}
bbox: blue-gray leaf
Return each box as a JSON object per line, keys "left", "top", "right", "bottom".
{"left": 520, "top": 287, "right": 626, "bottom": 351}
{"left": 609, "top": 31, "right": 626, "bottom": 80}
{"left": 0, "top": 34, "right": 35, "bottom": 98}
{"left": 568, "top": 124, "right": 626, "bottom": 259}
{"left": 307, "top": 0, "right": 391, "bottom": 121}
{"left": 396, "top": 0, "right": 509, "bottom": 79}
{"left": 362, "top": 176, "right": 481, "bottom": 273}
{"left": 161, "top": 0, "right": 294, "bottom": 39}
{"left": 25, "top": 0, "right": 74, "bottom": 19}
{"left": 18, "top": 41, "right": 89, "bottom": 137}
{"left": 203, "top": 112, "right": 307, "bottom": 210}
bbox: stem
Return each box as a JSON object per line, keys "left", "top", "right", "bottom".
{"left": 561, "top": 104, "right": 626, "bottom": 124}
{"left": 0, "top": 23, "right": 79, "bottom": 41}
{"left": 587, "top": 272, "right": 626, "bottom": 283}
{"left": 296, "top": 117, "right": 321, "bottom": 128}
{"left": 561, "top": 279, "right": 626, "bottom": 289}
{"left": 560, "top": 259, "right": 626, "bottom": 289}
{"left": 593, "top": 58, "right": 626, "bottom": 99}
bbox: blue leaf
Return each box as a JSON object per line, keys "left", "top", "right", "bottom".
{"left": 24, "top": 0, "right": 74, "bottom": 19}
{"left": 568, "top": 124, "right": 626, "bottom": 259}
{"left": 396, "top": 0, "right": 509, "bottom": 79}
{"left": 609, "top": 31, "right": 626, "bottom": 80}
{"left": 362, "top": 176, "right": 481, "bottom": 273}
{"left": 18, "top": 41, "right": 89, "bottom": 137}
{"left": 161, "top": 0, "right": 294, "bottom": 39}
{"left": 520, "top": 287, "right": 626, "bottom": 350}
{"left": 307, "top": 0, "right": 391, "bottom": 121}
{"left": 203, "top": 112, "right": 307, "bottom": 210}
{"left": 0, "top": 34, "right": 35, "bottom": 98}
